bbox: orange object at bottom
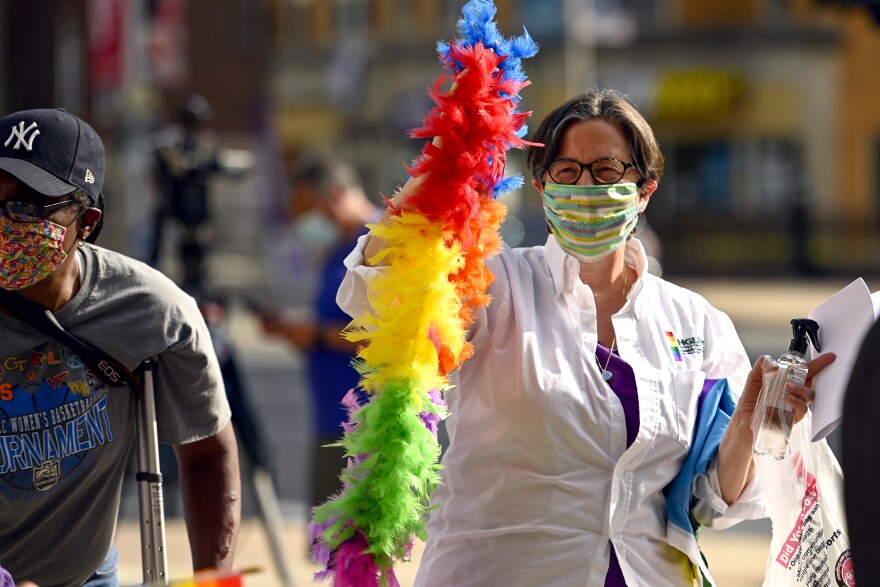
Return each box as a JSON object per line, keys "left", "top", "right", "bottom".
{"left": 164, "top": 566, "right": 260, "bottom": 587}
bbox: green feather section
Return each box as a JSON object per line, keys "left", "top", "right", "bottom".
{"left": 313, "top": 377, "right": 444, "bottom": 568}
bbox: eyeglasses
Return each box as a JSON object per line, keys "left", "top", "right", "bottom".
{"left": 1, "top": 199, "right": 78, "bottom": 222}
{"left": 544, "top": 158, "right": 637, "bottom": 185}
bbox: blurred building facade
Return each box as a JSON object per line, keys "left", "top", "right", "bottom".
{"left": 2, "top": 0, "right": 880, "bottom": 277}
{"left": 269, "top": 0, "right": 880, "bottom": 277}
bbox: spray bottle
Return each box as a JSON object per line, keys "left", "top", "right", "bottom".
{"left": 752, "top": 318, "right": 820, "bottom": 460}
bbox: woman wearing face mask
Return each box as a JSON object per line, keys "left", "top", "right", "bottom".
{"left": 338, "top": 90, "right": 834, "bottom": 586}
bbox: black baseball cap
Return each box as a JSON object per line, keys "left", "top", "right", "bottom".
{"left": 0, "top": 108, "right": 104, "bottom": 205}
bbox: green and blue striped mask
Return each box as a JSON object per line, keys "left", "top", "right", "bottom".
{"left": 542, "top": 182, "right": 639, "bottom": 263}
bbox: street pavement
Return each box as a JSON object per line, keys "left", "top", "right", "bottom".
{"left": 111, "top": 517, "right": 771, "bottom": 587}
{"left": 124, "top": 177, "right": 873, "bottom": 586}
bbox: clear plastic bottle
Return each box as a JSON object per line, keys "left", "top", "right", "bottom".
{"left": 753, "top": 318, "right": 820, "bottom": 460}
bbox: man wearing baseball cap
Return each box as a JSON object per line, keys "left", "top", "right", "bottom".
{"left": 0, "top": 109, "right": 241, "bottom": 586}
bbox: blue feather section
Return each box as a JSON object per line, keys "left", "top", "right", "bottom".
{"left": 439, "top": 0, "right": 538, "bottom": 90}
{"left": 436, "top": 0, "right": 540, "bottom": 199}
{"left": 496, "top": 175, "right": 524, "bottom": 195}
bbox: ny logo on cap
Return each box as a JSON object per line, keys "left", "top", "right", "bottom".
{"left": 4, "top": 121, "right": 40, "bottom": 151}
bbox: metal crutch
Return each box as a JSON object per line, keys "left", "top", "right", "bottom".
{"left": 137, "top": 358, "right": 168, "bottom": 585}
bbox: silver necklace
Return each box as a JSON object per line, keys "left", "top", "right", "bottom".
{"left": 598, "top": 338, "right": 616, "bottom": 381}
{"left": 596, "top": 267, "right": 627, "bottom": 382}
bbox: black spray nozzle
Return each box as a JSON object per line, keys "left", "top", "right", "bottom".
{"left": 789, "top": 318, "right": 821, "bottom": 355}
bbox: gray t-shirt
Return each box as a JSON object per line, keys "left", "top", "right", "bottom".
{"left": 0, "top": 244, "right": 231, "bottom": 587}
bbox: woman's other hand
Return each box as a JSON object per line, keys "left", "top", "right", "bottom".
{"left": 718, "top": 352, "right": 835, "bottom": 504}
{"left": 738, "top": 352, "right": 836, "bottom": 425}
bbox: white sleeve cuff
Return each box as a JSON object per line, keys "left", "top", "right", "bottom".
{"left": 337, "top": 233, "right": 389, "bottom": 320}
{"left": 691, "top": 457, "right": 767, "bottom": 530}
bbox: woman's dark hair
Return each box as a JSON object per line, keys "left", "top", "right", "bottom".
{"left": 71, "top": 189, "right": 104, "bottom": 243}
{"left": 526, "top": 89, "right": 665, "bottom": 186}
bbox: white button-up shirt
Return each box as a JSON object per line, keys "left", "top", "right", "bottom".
{"left": 338, "top": 234, "right": 765, "bottom": 587}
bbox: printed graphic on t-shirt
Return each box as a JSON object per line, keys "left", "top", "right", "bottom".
{"left": 0, "top": 344, "right": 113, "bottom": 494}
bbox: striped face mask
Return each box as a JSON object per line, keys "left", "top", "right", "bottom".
{"left": 542, "top": 182, "right": 639, "bottom": 263}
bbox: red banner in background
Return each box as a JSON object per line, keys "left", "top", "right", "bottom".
{"left": 148, "top": 0, "right": 189, "bottom": 90}
{"left": 87, "top": 0, "right": 125, "bottom": 91}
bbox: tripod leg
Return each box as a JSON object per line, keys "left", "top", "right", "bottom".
{"left": 251, "top": 466, "right": 297, "bottom": 587}
{"left": 207, "top": 310, "right": 296, "bottom": 584}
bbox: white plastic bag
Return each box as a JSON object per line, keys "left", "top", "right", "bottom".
{"left": 753, "top": 409, "right": 856, "bottom": 586}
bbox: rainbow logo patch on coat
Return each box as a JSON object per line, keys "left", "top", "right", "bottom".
{"left": 666, "top": 331, "right": 682, "bottom": 361}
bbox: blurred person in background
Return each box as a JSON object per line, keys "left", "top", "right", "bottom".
{"left": 257, "top": 157, "right": 380, "bottom": 510}
{"left": 0, "top": 108, "right": 240, "bottom": 587}
{"left": 338, "top": 89, "right": 834, "bottom": 586}
{"left": 149, "top": 94, "right": 218, "bottom": 296}
{"left": 148, "top": 94, "right": 252, "bottom": 297}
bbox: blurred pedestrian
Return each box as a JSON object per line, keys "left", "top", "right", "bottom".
{"left": 0, "top": 108, "right": 240, "bottom": 586}
{"left": 338, "top": 89, "right": 834, "bottom": 586}
{"left": 842, "top": 317, "right": 880, "bottom": 587}
{"left": 258, "top": 157, "right": 380, "bottom": 510}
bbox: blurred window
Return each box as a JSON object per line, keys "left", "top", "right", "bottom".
{"left": 518, "top": 0, "right": 564, "bottom": 37}
{"left": 414, "top": 0, "right": 442, "bottom": 36}
{"left": 668, "top": 142, "right": 733, "bottom": 213}
{"left": 441, "top": 0, "right": 460, "bottom": 23}
{"left": 393, "top": 0, "right": 416, "bottom": 38}
{"left": 336, "top": 0, "right": 370, "bottom": 38}
{"left": 663, "top": 139, "right": 804, "bottom": 217}
{"left": 754, "top": 139, "right": 803, "bottom": 214}
{"left": 613, "top": 0, "right": 677, "bottom": 34}
{"left": 679, "top": 0, "right": 760, "bottom": 28}
{"left": 307, "top": 1, "right": 334, "bottom": 45}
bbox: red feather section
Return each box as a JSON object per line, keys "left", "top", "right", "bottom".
{"left": 392, "top": 42, "right": 538, "bottom": 374}
{"left": 401, "top": 42, "right": 537, "bottom": 249}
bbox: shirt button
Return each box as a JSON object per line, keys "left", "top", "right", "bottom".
{"left": 612, "top": 408, "right": 622, "bottom": 417}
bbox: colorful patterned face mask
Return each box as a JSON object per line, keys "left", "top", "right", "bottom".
{"left": 0, "top": 213, "right": 71, "bottom": 290}
{"left": 542, "top": 181, "right": 640, "bottom": 263}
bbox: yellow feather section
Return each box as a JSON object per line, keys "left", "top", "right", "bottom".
{"left": 345, "top": 212, "right": 468, "bottom": 401}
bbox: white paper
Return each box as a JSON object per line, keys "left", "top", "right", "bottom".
{"left": 808, "top": 278, "right": 876, "bottom": 441}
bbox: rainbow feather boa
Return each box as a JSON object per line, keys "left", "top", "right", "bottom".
{"left": 309, "top": 2, "right": 538, "bottom": 584}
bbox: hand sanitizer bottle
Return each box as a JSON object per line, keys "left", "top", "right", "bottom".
{"left": 753, "top": 318, "right": 821, "bottom": 460}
